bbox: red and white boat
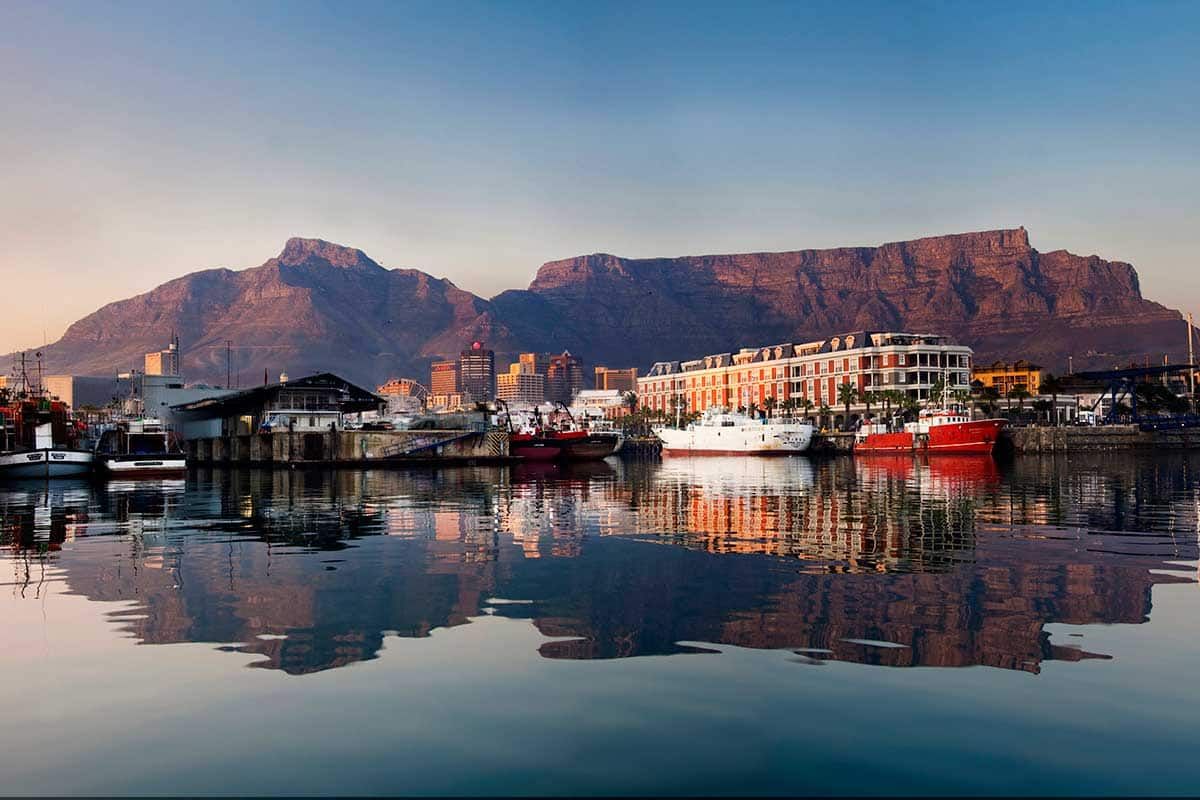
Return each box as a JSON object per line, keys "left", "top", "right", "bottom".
{"left": 855, "top": 406, "right": 1004, "bottom": 455}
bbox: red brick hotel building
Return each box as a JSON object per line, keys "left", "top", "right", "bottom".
{"left": 636, "top": 331, "right": 973, "bottom": 419}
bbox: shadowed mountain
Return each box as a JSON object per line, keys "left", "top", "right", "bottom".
{"left": 14, "top": 228, "right": 1188, "bottom": 386}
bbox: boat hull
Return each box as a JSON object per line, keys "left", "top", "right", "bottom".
{"left": 559, "top": 433, "right": 623, "bottom": 460}
{"left": 509, "top": 437, "right": 565, "bottom": 461}
{"left": 100, "top": 456, "right": 188, "bottom": 478}
{"left": 925, "top": 419, "right": 1005, "bottom": 454}
{"left": 655, "top": 423, "right": 814, "bottom": 456}
{"left": 857, "top": 419, "right": 1005, "bottom": 455}
{"left": 0, "top": 449, "right": 94, "bottom": 478}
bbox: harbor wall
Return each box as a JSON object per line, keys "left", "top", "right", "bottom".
{"left": 1003, "top": 425, "right": 1200, "bottom": 453}
{"left": 187, "top": 429, "right": 510, "bottom": 466}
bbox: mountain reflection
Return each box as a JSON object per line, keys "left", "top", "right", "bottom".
{"left": 2, "top": 454, "right": 1197, "bottom": 675}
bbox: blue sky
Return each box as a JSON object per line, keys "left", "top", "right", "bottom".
{"left": 2, "top": 0, "right": 1198, "bottom": 350}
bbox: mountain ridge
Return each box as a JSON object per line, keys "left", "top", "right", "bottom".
{"left": 11, "top": 229, "right": 1187, "bottom": 389}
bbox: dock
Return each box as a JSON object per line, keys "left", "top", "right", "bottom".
{"left": 186, "top": 428, "right": 512, "bottom": 467}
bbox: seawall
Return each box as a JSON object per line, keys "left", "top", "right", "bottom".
{"left": 186, "top": 429, "right": 511, "bottom": 466}
{"left": 1004, "top": 425, "right": 1200, "bottom": 453}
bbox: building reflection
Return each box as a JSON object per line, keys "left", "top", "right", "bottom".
{"left": 0, "top": 454, "right": 1196, "bottom": 675}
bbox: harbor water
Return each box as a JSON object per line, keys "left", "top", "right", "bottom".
{"left": 2, "top": 453, "right": 1199, "bottom": 795}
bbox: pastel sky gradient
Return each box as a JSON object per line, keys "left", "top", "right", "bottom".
{"left": 2, "top": 0, "right": 1198, "bottom": 351}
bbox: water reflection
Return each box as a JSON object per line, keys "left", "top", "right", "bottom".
{"left": 1, "top": 454, "right": 1197, "bottom": 675}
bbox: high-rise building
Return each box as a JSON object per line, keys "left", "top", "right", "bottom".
{"left": 518, "top": 352, "right": 553, "bottom": 377}
{"left": 459, "top": 341, "right": 496, "bottom": 401}
{"left": 546, "top": 351, "right": 584, "bottom": 404}
{"left": 430, "top": 360, "right": 458, "bottom": 396}
{"left": 497, "top": 362, "right": 545, "bottom": 404}
{"left": 144, "top": 335, "right": 181, "bottom": 377}
{"left": 594, "top": 366, "right": 638, "bottom": 393}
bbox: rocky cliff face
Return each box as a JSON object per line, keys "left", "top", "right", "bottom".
{"left": 19, "top": 229, "right": 1187, "bottom": 388}
{"left": 503, "top": 227, "right": 1184, "bottom": 372}
{"left": 32, "top": 238, "right": 521, "bottom": 387}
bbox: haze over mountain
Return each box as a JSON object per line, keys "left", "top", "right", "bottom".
{"left": 14, "top": 229, "right": 1188, "bottom": 389}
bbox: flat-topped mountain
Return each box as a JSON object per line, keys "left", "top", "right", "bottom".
{"left": 494, "top": 227, "right": 1184, "bottom": 373}
{"left": 16, "top": 229, "right": 1188, "bottom": 388}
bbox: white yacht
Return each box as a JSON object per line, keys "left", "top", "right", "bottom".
{"left": 654, "top": 408, "right": 814, "bottom": 455}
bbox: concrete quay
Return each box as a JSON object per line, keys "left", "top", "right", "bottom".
{"left": 186, "top": 428, "right": 512, "bottom": 467}
{"left": 1002, "top": 424, "right": 1200, "bottom": 453}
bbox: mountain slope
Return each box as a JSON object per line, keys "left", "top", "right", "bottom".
{"left": 16, "top": 228, "right": 1189, "bottom": 389}
{"left": 28, "top": 238, "right": 518, "bottom": 387}
{"left": 502, "top": 228, "right": 1185, "bottom": 371}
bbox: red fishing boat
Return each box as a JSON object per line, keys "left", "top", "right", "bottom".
{"left": 856, "top": 406, "right": 1004, "bottom": 456}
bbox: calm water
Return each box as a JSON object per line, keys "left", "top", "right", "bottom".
{"left": 2, "top": 454, "right": 1199, "bottom": 796}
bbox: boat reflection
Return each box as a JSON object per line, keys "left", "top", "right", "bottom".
{"left": 0, "top": 455, "right": 1194, "bottom": 675}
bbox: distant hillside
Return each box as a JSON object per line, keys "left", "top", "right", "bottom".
{"left": 14, "top": 229, "right": 1189, "bottom": 388}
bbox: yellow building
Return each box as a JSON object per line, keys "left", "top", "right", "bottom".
{"left": 971, "top": 360, "right": 1042, "bottom": 396}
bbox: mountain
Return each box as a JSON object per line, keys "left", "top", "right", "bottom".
{"left": 493, "top": 227, "right": 1187, "bottom": 373}
{"left": 26, "top": 238, "right": 522, "bottom": 387}
{"left": 15, "top": 228, "right": 1190, "bottom": 389}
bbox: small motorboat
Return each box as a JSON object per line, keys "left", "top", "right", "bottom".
{"left": 94, "top": 419, "right": 187, "bottom": 478}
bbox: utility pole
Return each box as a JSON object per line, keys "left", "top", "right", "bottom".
{"left": 1188, "top": 313, "right": 1196, "bottom": 411}
{"left": 225, "top": 340, "right": 232, "bottom": 390}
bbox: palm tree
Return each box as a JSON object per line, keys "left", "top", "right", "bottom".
{"left": 858, "top": 388, "right": 874, "bottom": 420}
{"left": 818, "top": 403, "right": 832, "bottom": 431}
{"left": 799, "top": 398, "right": 814, "bottom": 423}
{"left": 1009, "top": 386, "right": 1031, "bottom": 419}
{"left": 763, "top": 396, "right": 777, "bottom": 418}
{"left": 747, "top": 401, "right": 760, "bottom": 419}
{"left": 622, "top": 390, "right": 638, "bottom": 415}
{"left": 1040, "top": 373, "right": 1063, "bottom": 425}
{"left": 980, "top": 386, "right": 1001, "bottom": 417}
{"left": 780, "top": 397, "right": 796, "bottom": 418}
{"left": 837, "top": 382, "right": 857, "bottom": 431}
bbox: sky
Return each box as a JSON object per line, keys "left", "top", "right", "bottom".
{"left": 1, "top": 0, "right": 1198, "bottom": 351}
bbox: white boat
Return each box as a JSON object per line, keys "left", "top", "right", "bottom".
{"left": 95, "top": 419, "right": 187, "bottom": 477}
{"left": 654, "top": 409, "right": 815, "bottom": 455}
{"left": 0, "top": 424, "right": 94, "bottom": 478}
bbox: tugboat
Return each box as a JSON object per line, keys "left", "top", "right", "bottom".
{"left": 654, "top": 407, "right": 814, "bottom": 456}
{"left": 500, "top": 402, "right": 624, "bottom": 462}
{"left": 94, "top": 419, "right": 187, "bottom": 477}
{"left": 855, "top": 404, "right": 1005, "bottom": 455}
{"left": 0, "top": 353, "right": 94, "bottom": 479}
{"left": 549, "top": 403, "right": 624, "bottom": 460}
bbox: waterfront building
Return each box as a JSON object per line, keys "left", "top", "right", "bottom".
{"left": 144, "top": 335, "right": 181, "bottom": 377}
{"left": 594, "top": 366, "right": 638, "bottom": 392}
{"left": 429, "top": 360, "right": 458, "bottom": 395}
{"left": 171, "top": 372, "right": 381, "bottom": 439}
{"left": 546, "top": 351, "right": 584, "bottom": 404}
{"left": 459, "top": 342, "right": 496, "bottom": 401}
{"left": 972, "top": 360, "right": 1043, "bottom": 396}
{"left": 497, "top": 362, "right": 545, "bottom": 404}
{"left": 637, "top": 331, "right": 973, "bottom": 427}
